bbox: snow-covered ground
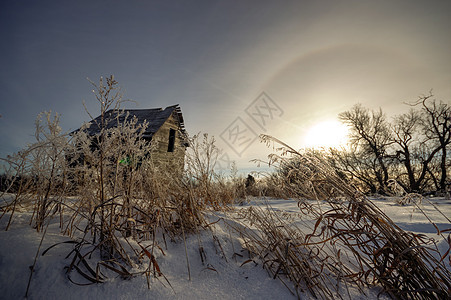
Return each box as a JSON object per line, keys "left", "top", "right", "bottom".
{"left": 1, "top": 196, "right": 450, "bottom": 299}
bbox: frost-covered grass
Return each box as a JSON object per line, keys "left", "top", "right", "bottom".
{"left": 0, "top": 197, "right": 293, "bottom": 300}
{"left": 1, "top": 195, "right": 449, "bottom": 299}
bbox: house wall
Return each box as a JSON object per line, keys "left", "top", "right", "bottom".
{"left": 149, "top": 113, "right": 186, "bottom": 174}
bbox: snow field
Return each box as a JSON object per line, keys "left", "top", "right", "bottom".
{"left": 0, "top": 196, "right": 450, "bottom": 299}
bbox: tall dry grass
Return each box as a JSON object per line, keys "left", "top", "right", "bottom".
{"left": 227, "top": 134, "right": 451, "bottom": 299}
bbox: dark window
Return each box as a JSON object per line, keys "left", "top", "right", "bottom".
{"left": 167, "top": 129, "right": 176, "bottom": 152}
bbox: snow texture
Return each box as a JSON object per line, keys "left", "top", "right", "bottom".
{"left": 1, "top": 196, "right": 450, "bottom": 299}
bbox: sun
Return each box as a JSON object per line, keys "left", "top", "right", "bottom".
{"left": 303, "top": 119, "right": 349, "bottom": 149}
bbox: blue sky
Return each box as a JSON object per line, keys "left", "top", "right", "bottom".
{"left": 1, "top": 0, "right": 450, "bottom": 171}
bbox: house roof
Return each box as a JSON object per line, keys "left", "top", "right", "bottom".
{"left": 76, "top": 104, "right": 186, "bottom": 140}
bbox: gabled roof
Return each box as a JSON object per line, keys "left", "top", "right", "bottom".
{"left": 76, "top": 104, "right": 186, "bottom": 140}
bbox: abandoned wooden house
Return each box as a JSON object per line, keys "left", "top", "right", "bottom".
{"left": 75, "top": 104, "right": 188, "bottom": 173}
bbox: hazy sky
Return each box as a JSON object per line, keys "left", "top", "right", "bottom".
{"left": 1, "top": 0, "right": 450, "bottom": 171}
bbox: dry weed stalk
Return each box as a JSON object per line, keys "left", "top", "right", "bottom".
{"left": 228, "top": 204, "right": 360, "bottom": 299}
{"left": 184, "top": 133, "right": 237, "bottom": 209}
{"left": 397, "top": 193, "right": 423, "bottom": 206}
{"left": 0, "top": 111, "right": 70, "bottom": 231}
{"left": 236, "top": 134, "right": 451, "bottom": 299}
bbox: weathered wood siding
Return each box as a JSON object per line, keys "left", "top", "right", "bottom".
{"left": 149, "top": 112, "right": 186, "bottom": 173}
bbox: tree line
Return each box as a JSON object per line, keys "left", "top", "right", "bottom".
{"left": 328, "top": 93, "right": 450, "bottom": 195}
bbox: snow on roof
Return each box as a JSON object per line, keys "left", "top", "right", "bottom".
{"left": 76, "top": 104, "right": 185, "bottom": 139}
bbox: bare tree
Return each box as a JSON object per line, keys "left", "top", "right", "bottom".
{"left": 411, "top": 93, "right": 451, "bottom": 193}
{"left": 334, "top": 95, "right": 450, "bottom": 195}
{"left": 339, "top": 104, "right": 392, "bottom": 193}
{"left": 390, "top": 109, "right": 425, "bottom": 192}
